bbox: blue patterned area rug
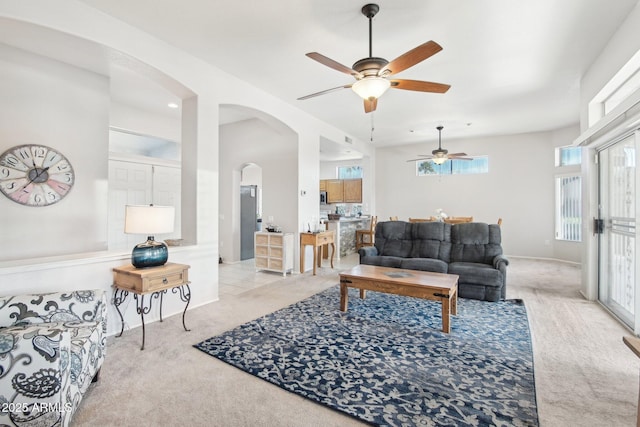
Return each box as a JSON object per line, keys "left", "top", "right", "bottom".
{"left": 194, "top": 286, "right": 538, "bottom": 427}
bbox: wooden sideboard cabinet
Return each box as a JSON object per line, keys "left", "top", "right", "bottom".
{"left": 255, "top": 231, "right": 294, "bottom": 276}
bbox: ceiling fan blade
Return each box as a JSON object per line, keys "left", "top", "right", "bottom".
{"left": 380, "top": 41, "right": 443, "bottom": 76}
{"left": 364, "top": 98, "right": 378, "bottom": 113}
{"left": 306, "top": 52, "right": 362, "bottom": 78}
{"left": 448, "top": 153, "right": 468, "bottom": 157}
{"left": 390, "top": 79, "right": 451, "bottom": 93}
{"left": 449, "top": 156, "right": 473, "bottom": 161}
{"left": 406, "top": 157, "right": 432, "bottom": 162}
{"left": 297, "top": 84, "right": 352, "bottom": 100}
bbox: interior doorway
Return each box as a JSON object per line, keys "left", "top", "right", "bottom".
{"left": 239, "top": 164, "right": 262, "bottom": 260}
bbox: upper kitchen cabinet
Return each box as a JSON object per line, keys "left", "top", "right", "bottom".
{"left": 319, "top": 180, "right": 327, "bottom": 191}
{"left": 343, "top": 179, "right": 362, "bottom": 203}
{"left": 326, "top": 180, "right": 344, "bottom": 203}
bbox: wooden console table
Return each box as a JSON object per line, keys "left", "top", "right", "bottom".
{"left": 300, "top": 231, "right": 335, "bottom": 275}
{"left": 112, "top": 262, "right": 191, "bottom": 350}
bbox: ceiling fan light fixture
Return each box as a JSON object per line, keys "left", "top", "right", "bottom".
{"left": 352, "top": 77, "right": 390, "bottom": 100}
{"left": 432, "top": 156, "right": 448, "bottom": 165}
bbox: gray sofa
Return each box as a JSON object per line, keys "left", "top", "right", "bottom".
{"left": 358, "top": 221, "right": 508, "bottom": 301}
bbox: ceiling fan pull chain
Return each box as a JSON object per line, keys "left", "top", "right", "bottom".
{"left": 370, "top": 113, "right": 375, "bottom": 142}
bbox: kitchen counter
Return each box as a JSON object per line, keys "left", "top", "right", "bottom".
{"left": 326, "top": 217, "right": 371, "bottom": 258}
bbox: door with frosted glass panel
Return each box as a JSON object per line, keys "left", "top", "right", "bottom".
{"left": 598, "top": 133, "right": 638, "bottom": 331}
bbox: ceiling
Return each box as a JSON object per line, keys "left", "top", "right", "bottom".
{"left": 77, "top": 0, "right": 638, "bottom": 148}
{"left": 4, "top": 1, "right": 638, "bottom": 156}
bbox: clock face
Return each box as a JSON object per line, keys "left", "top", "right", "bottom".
{"left": 0, "top": 145, "right": 75, "bottom": 206}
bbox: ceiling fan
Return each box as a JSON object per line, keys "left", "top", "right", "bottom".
{"left": 407, "top": 126, "right": 472, "bottom": 164}
{"left": 298, "top": 3, "right": 450, "bottom": 113}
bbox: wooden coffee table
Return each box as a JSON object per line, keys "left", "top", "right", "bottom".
{"left": 339, "top": 264, "right": 459, "bottom": 333}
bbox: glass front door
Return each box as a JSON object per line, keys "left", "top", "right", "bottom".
{"left": 598, "top": 133, "right": 638, "bottom": 331}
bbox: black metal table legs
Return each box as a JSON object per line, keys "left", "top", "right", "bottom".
{"left": 113, "top": 284, "right": 191, "bottom": 350}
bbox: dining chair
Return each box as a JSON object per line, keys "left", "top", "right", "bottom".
{"left": 443, "top": 216, "right": 473, "bottom": 224}
{"left": 497, "top": 218, "right": 503, "bottom": 226}
{"left": 409, "top": 217, "right": 436, "bottom": 223}
{"left": 356, "top": 216, "right": 378, "bottom": 250}
{"left": 389, "top": 216, "right": 398, "bottom": 221}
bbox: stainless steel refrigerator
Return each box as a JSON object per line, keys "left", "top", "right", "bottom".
{"left": 240, "top": 185, "right": 259, "bottom": 260}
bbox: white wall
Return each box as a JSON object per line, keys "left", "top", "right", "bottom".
{"left": 0, "top": 0, "right": 366, "bottom": 334}
{"left": 320, "top": 159, "right": 362, "bottom": 179}
{"left": 578, "top": 2, "right": 640, "bottom": 300}
{"left": 375, "top": 127, "right": 581, "bottom": 261}
{"left": 0, "top": 43, "right": 109, "bottom": 261}
{"left": 579, "top": 2, "right": 640, "bottom": 132}
{"left": 110, "top": 100, "right": 181, "bottom": 143}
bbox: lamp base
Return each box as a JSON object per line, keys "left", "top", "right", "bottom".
{"left": 131, "top": 236, "right": 168, "bottom": 268}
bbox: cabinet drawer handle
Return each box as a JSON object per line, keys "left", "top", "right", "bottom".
{"left": 162, "top": 278, "right": 168, "bottom": 284}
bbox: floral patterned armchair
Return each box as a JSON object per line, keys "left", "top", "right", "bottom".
{"left": 0, "top": 290, "right": 107, "bottom": 427}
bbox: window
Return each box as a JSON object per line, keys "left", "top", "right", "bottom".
{"left": 555, "top": 146, "right": 582, "bottom": 166}
{"left": 338, "top": 165, "right": 363, "bottom": 179}
{"left": 417, "top": 156, "right": 489, "bottom": 176}
{"left": 588, "top": 48, "right": 640, "bottom": 126}
{"left": 556, "top": 175, "right": 582, "bottom": 242}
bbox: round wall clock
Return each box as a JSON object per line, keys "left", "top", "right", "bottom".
{"left": 0, "top": 144, "right": 75, "bottom": 206}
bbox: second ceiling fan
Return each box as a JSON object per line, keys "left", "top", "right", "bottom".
{"left": 298, "top": 3, "right": 451, "bottom": 113}
{"left": 407, "top": 126, "right": 472, "bottom": 164}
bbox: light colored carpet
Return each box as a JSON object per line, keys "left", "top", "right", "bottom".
{"left": 72, "top": 257, "right": 640, "bottom": 426}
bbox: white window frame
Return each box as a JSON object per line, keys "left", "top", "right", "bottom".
{"left": 416, "top": 156, "right": 489, "bottom": 176}
{"left": 555, "top": 173, "right": 582, "bottom": 242}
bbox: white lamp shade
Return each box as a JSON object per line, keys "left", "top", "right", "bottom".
{"left": 124, "top": 205, "right": 175, "bottom": 235}
{"left": 352, "top": 77, "right": 391, "bottom": 100}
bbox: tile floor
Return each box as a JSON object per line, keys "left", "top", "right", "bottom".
{"left": 218, "top": 253, "right": 360, "bottom": 297}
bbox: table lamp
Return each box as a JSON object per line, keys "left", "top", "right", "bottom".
{"left": 124, "top": 204, "right": 175, "bottom": 268}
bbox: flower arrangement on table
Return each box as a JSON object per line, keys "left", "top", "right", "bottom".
{"left": 436, "top": 209, "right": 448, "bottom": 222}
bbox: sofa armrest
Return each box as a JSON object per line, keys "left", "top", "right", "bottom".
{"left": 493, "top": 254, "right": 509, "bottom": 270}
{"left": 358, "top": 246, "right": 379, "bottom": 262}
{"left": 0, "top": 290, "right": 106, "bottom": 328}
{"left": 0, "top": 324, "right": 72, "bottom": 425}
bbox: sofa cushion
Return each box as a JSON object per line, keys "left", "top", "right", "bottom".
{"left": 44, "top": 321, "right": 102, "bottom": 392}
{"left": 361, "top": 255, "right": 403, "bottom": 268}
{"left": 450, "top": 223, "right": 502, "bottom": 264}
{"left": 409, "top": 222, "right": 451, "bottom": 262}
{"left": 374, "top": 221, "right": 414, "bottom": 258}
{"left": 400, "top": 258, "right": 448, "bottom": 274}
{"left": 448, "top": 262, "right": 503, "bottom": 288}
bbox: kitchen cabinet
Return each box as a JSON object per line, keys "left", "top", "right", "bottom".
{"left": 343, "top": 178, "right": 362, "bottom": 203}
{"left": 321, "top": 178, "right": 362, "bottom": 204}
{"left": 326, "top": 180, "right": 344, "bottom": 203}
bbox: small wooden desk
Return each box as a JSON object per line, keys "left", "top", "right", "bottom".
{"left": 112, "top": 262, "right": 191, "bottom": 350}
{"left": 300, "top": 231, "right": 335, "bottom": 275}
